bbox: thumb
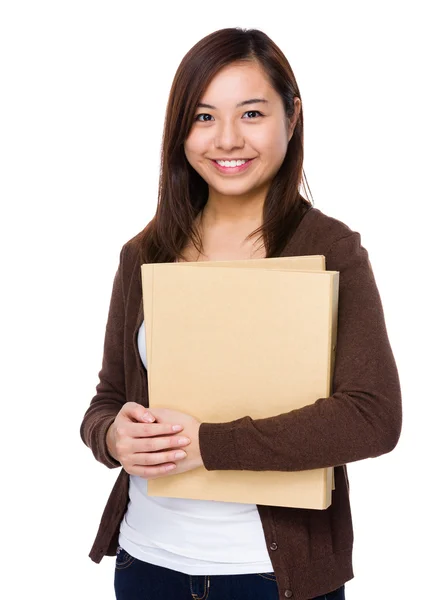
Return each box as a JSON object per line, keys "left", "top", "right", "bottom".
{"left": 124, "top": 402, "right": 156, "bottom": 423}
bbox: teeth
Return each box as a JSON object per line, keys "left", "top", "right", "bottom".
{"left": 216, "top": 159, "right": 247, "bottom": 167}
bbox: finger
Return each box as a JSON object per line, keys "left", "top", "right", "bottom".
{"left": 132, "top": 449, "right": 187, "bottom": 467}
{"left": 128, "top": 462, "right": 178, "bottom": 479}
{"left": 122, "top": 402, "right": 156, "bottom": 424}
{"left": 121, "top": 422, "right": 184, "bottom": 440}
{"left": 131, "top": 434, "right": 191, "bottom": 454}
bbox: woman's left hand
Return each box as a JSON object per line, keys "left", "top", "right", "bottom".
{"left": 146, "top": 407, "right": 204, "bottom": 476}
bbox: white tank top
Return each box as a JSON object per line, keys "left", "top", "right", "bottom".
{"left": 118, "top": 320, "right": 273, "bottom": 575}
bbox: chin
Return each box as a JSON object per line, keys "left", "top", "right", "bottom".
{"left": 211, "top": 185, "right": 258, "bottom": 197}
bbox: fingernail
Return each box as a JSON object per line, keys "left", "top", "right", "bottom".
{"left": 166, "top": 464, "right": 176, "bottom": 471}
{"left": 175, "top": 450, "right": 186, "bottom": 459}
{"left": 143, "top": 412, "right": 154, "bottom": 423}
{"left": 172, "top": 425, "right": 183, "bottom": 432}
{"left": 177, "top": 437, "right": 190, "bottom": 445}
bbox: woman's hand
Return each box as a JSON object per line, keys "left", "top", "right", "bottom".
{"left": 106, "top": 403, "right": 203, "bottom": 479}
{"left": 147, "top": 407, "right": 204, "bottom": 477}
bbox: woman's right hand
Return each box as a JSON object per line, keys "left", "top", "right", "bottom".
{"left": 106, "top": 402, "right": 191, "bottom": 479}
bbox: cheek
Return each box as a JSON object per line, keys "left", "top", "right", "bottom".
{"left": 184, "top": 130, "right": 209, "bottom": 159}
{"left": 249, "top": 124, "right": 288, "bottom": 159}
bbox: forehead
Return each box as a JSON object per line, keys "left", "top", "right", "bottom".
{"left": 200, "top": 61, "right": 278, "bottom": 105}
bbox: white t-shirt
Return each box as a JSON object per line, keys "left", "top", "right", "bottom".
{"left": 118, "top": 320, "right": 273, "bottom": 575}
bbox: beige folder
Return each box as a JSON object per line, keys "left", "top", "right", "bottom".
{"left": 141, "top": 256, "right": 339, "bottom": 509}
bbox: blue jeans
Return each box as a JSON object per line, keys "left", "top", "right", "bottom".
{"left": 114, "top": 546, "right": 346, "bottom": 600}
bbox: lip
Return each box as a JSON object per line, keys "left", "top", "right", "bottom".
{"left": 211, "top": 158, "right": 255, "bottom": 174}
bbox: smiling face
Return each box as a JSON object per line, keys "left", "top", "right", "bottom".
{"left": 184, "top": 60, "right": 300, "bottom": 207}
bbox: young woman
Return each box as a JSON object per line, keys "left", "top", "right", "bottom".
{"left": 80, "top": 27, "right": 402, "bottom": 600}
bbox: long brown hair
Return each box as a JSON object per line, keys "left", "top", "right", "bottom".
{"left": 139, "top": 27, "right": 313, "bottom": 265}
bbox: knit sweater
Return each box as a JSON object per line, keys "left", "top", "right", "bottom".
{"left": 80, "top": 206, "right": 402, "bottom": 600}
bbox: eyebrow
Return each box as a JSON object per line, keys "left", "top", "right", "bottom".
{"left": 196, "top": 98, "right": 269, "bottom": 110}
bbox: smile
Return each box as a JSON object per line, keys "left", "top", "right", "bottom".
{"left": 211, "top": 158, "right": 255, "bottom": 174}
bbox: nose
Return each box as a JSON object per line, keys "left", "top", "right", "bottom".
{"left": 214, "top": 119, "right": 245, "bottom": 152}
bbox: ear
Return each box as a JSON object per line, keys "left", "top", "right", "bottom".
{"left": 288, "top": 97, "right": 301, "bottom": 141}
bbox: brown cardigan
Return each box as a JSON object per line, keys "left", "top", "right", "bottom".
{"left": 80, "top": 206, "right": 402, "bottom": 600}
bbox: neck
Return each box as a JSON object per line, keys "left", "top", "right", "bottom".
{"left": 202, "top": 188, "right": 266, "bottom": 227}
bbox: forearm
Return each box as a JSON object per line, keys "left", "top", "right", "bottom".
{"left": 81, "top": 401, "right": 122, "bottom": 468}
{"left": 199, "top": 385, "right": 402, "bottom": 472}
{"left": 199, "top": 232, "right": 403, "bottom": 472}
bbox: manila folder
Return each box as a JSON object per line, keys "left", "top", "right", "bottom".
{"left": 141, "top": 259, "right": 339, "bottom": 509}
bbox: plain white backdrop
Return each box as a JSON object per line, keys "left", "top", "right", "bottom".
{"left": 1, "top": 1, "right": 443, "bottom": 598}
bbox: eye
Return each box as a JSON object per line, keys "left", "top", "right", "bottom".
{"left": 194, "top": 110, "right": 264, "bottom": 122}
{"left": 243, "top": 110, "right": 264, "bottom": 119}
{"left": 194, "top": 113, "right": 214, "bottom": 122}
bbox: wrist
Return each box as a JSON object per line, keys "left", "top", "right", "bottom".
{"left": 106, "top": 421, "right": 118, "bottom": 461}
{"left": 197, "top": 423, "right": 204, "bottom": 468}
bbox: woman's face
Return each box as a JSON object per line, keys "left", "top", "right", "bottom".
{"left": 184, "top": 60, "right": 300, "bottom": 204}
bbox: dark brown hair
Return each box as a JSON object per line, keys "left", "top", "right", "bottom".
{"left": 139, "top": 27, "right": 313, "bottom": 265}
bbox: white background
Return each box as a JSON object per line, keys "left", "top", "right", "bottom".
{"left": 1, "top": 1, "right": 443, "bottom": 599}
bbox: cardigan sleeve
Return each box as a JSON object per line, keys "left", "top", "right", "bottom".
{"left": 198, "top": 232, "right": 403, "bottom": 471}
{"left": 80, "top": 246, "right": 127, "bottom": 469}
